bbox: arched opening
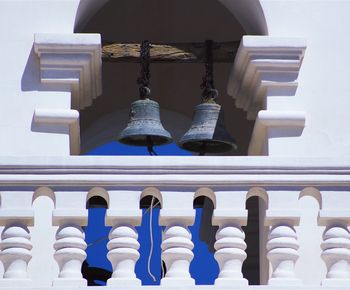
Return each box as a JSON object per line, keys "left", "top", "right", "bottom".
{"left": 84, "top": 195, "right": 112, "bottom": 286}
{"left": 77, "top": 0, "right": 256, "bottom": 155}
{"left": 30, "top": 189, "right": 57, "bottom": 286}
{"left": 242, "top": 196, "right": 260, "bottom": 284}
{"left": 296, "top": 188, "right": 325, "bottom": 285}
{"left": 137, "top": 194, "right": 162, "bottom": 285}
{"left": 191, "top": 195, "right": 219, "bottom": 284}
{"left": 245, "top": 187, "right": 269, "bottom": 284}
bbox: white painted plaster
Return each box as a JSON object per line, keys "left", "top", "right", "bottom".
{"left": 0, "top": 0, "right": 350, "bottom": 288}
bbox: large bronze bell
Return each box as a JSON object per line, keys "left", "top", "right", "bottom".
{"left": 179, "top": 102, "right": 237, "bottom": 154}
{"left": 118, "top": 98, "right": 172, "bottom": 146}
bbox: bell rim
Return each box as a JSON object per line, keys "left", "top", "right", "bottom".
{"left": 118, "top": 133, "right": 173, "bottom": 147}
{"left": 179, "top": 138, "right": 237, "bottom": 154}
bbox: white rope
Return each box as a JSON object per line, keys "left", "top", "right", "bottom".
{"left": 147, "top": 196, "right": 157, "bottom": 282}
{"left": 87, "top": 197, "right": 160, "bottom": 282}
{"left": 88, "top": 200, "right": 160, "bottom": 248}
{"left": 143, "top": 201, "right": 160, "bottom": 215}
{"left": 87, "top": 235, "right": 108, "bottom": 248}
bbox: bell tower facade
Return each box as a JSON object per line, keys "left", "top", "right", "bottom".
{"left": 0, "top": 0, "right": 349, "bottom": 289}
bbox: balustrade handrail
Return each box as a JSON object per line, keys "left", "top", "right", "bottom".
{"left": 0, "top": 157, "right": 349, "bottom": 188}
{"left": 1, "top": 156, "right": 350, "bottom": 171}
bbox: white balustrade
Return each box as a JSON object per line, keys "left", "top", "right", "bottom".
{"left": 161, "top": 225, "right": 194, "bottom": 285}
{"left": 159, "top": 191, "right": 195, "bottom": 286}
{"left": 0, "top": 225, "right": 32, "bottom": 280}
{"left": 266, "top": 224, "right": 300, "bottom": 285}
{"left": 53, "top": 224, "right": 87, "bottom": 285}
{"left": 107, "top": 225, "right": 140, "bottom": 286}
{"left": 265, "top": 190, "right": 301, "bottom": 286}
{"left": 0, "top": 158, "right": 350, "bottom": 288}
{"left": 214, "top": 225, "right": 247, "bottom": 286}
{"left": 52, "top": 191, "right": 88, "bottom": 286}
{"left": 321, "top": 225, "right": 350, "bottom": 286}
{"left": 0, "top": 191, "right": 34, "bottom": 286}
{"left": 213, "top": 190, "right": 248, "bottom": 286}
{"left": 106, "top": 190, "right": 142, "bottom": 286}
{"left": 318, "top": 190, "right": 350, "bottom": 287}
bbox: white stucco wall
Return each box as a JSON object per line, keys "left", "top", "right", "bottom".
{"left": 0, "top": 0, "right": 349, "bottom": 287}
{"left": 0, "top": 1, "right": 80, "bottom": 155}
{"left": 260, "top": 0, "right": 350, "bottom": 157}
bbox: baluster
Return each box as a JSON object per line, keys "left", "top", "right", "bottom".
{"left": 212, "top": 190, "right": 248, "bottom": 286}
{"left": 159, "top": 190, "right": 195, "bottom": 286}
{"left": 107, "top": 225, "right": 141, "bottom": 286}
{"left": 161, "top": 225, "right": 194, "bottom": 285}
{"left": 52, "top": 190, "right": 88, "bottom": 286}
{"left": 321, "top": 224, "right": 350, "bottom": 286}
{"left": 105, "top": 190, "right": 142, "bottom": 286}
{"left": 266, "top": 224, "right": 300, "bottom": 285}
{"left": 0, "top": 191, "right": 34, "bottom": 286}
{"left": 265, "top": 190, "right": 301, "bottom": 285}
{"left": 0, "top": 224, "right": 32, "bottom": 280}
{"left": 214, "top": 224, "right": 248, "bottom": 286}
{"left": 53, "top": 224, "right": 87, "bottom": 286}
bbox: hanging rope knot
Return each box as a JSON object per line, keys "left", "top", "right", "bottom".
{"left": 207, "top": 88, "right": 219, "bottom": 100}
{"left": 137, "top": 40, "right": 151, "bottom": 99}
{"left": 139, "top": 86, "right": 151, "bottom": 98}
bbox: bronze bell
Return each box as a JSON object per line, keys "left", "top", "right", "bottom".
{"left": 118, "top": 98, "right": 172, "bottom": 146}
{"left": 179, "top": 102, "right": 237, "bottom": 154}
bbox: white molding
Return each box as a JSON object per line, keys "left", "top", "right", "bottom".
{"left": 0, "top": 156, "right": 350, "bottom": 171}
{"left": 0, "top": 286, "right": 341, "bottom": 290}
{"left": 248, "top": 110, "right": 306, "bottom": 156}
{"left": 33, "top": 109, "right": 79, "bottom": 125}
{"left": 0, "top": 210, "right": 34, "bottom": 226}
{"left": 0, "top": 156, "right": 349, "bottom": 188}
{"left": 319, "top": 210, "right": 350, "bottom": 226}
{"left": 34, "top": 33, "right": 102, "bottom": 110}
{"left": 228, "top": 36, "right": 307, "bottom": 120}
{"left": 33, "top": 109, "right": 80, "bottom": 155}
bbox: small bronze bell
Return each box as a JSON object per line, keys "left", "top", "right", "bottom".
{"left": 179, "top": 40, "right": 237, "bottom": 155}
{"left": 118, "top": 40, "right": 172, "bottom": 151}
{"left": 179, "top": 102, "right": 237, "bottom": 154}
{"left": 118, "top": 98, "right": 172, "bottom": 146}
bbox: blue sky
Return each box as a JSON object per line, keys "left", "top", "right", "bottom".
{"left": 85, "top": 141, "right": 218, "bottom": 285}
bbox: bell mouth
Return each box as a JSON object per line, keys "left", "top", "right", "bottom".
{"left": 118, "top": 134, "right": 172, "bottom": 146}
{"left": 179, "top": 139, "right": 236, "bottom": 154}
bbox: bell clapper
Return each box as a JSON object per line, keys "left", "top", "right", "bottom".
{"left": 199, "top": 142, "right": 207, "bottom": 156}
{"left": 146, "top": 136, "right": 158, "bottom": 156}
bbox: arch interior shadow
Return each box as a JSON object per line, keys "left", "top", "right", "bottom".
{"left": 83, "top": 196, "right": 112, "bottom": 286}
{"left": 242, "top": 196, "right": 260, "bottom": 285}
{"left": 137, "top": 195, "right": 163, "bottom": 285}
{"left": 192, "top": 196, "right": 219, "bottom": 284}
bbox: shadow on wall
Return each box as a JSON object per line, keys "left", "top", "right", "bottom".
{"left": 21, "top": 47, "right": 72, "bottom": 137}
{"left": 21, "top": 47, "right": 71, "bottom": 93}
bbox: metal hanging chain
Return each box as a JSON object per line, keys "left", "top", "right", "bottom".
{"left": 201, "top": 40, "right": 218, "bottom": 103}
{"left": 137, "top": 40, "right": 151, "bottom": 99}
